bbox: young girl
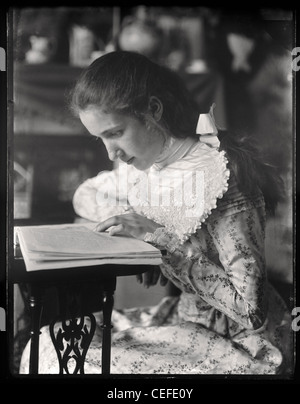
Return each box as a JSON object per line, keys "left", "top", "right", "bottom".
{"left": 20, "top": 50, "right": 292, "bottom": 375}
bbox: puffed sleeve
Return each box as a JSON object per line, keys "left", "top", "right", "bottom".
{"left": 144, "top": 194, "right": 268, "bottom": 330}
{"left": 72, "top": 166, "right": 134, "bottom": 222}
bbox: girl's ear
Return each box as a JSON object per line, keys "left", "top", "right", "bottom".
{"left": 148, "top": 96, "right": 163, "bottom": 122}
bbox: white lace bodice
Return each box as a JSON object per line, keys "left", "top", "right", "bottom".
{"left": 73, "top": 133, "right": 230, "bottom": 243}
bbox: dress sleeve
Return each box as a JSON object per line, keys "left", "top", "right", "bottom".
{"left": 72, "top": 167, "right": 134, "bottom": 222}
{"left": 144, "top": 201, "right": 268, "bottom": 330}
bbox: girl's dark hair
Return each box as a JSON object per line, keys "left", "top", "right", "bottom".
{"left": 70, "top": 50, "right": 284, "bottom": 215}
{"left": 218, "top": 130, "right": 284, "bottom": 215}
{"left": 70, "top": 50, "right": 199, "bottom": 138}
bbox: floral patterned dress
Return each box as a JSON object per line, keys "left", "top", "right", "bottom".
{"left": 20, "top": 126, "right": 293, "bottom": 375}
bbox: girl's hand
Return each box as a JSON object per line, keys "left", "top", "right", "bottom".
{"left": 94, "top": 213, "right": 168, "bottom": 288}
{"left": 94, "top": 213, "right": 162, "bottom": 240}
{"left": 136, "top": 267, "right": 169, "bottom": 288}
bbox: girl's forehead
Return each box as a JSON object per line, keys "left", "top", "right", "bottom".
{"left": 79, "top": 108, "right": 139, "bottom": 134}
{"left": 80, "top": 107, "right": 121, "bottom": 122}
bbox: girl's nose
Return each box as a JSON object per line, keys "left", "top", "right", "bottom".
{"left": 107, "top": 146, "right": 123, "bottom": 162}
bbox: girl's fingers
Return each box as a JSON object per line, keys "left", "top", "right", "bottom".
{"left": 136, "top": 273, "right": 143, "bottom": 284}
{"left": 142, "top": 268, "right": 165, "bottom": 288}
{"left": 94, "top": 216, "right": 120, "bottom": 232}
{"left": 109, "top": 224, "right": 124, "bottom": 236}
{"left": 150, "top": 267, "right": 161, "bottom": 286}
{"left": 160, "top": 274, "right": 169, "bottom": 286}
{"left": 137, "top": 270, "right": 169, "bottom": 288}
{"left": 143, "top": 270, "right": 153, "bottom": 288}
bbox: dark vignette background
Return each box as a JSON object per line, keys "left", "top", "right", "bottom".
{"left": 0, "top": 5, "right": 8, "bottom": 382}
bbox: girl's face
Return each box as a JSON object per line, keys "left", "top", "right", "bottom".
{"left": 79, "top": 107, "right": 166, "bottom": 170}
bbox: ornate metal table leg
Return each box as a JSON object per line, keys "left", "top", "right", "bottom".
{"left": 49, "top": 284, "right": 96, "bottom": 374}
{"left": 101, "top": 277, "right": 116, "bottom": 375}
{"left": 28, "top": 284, "right": 43, "bottom": 374}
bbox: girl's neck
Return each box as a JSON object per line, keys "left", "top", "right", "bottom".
{"left": 152, "top": 136, "right": 197, "bottom": 170}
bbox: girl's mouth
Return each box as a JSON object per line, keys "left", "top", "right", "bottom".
{"left": 126, "top": 157, "right": 134, "bottom": 165}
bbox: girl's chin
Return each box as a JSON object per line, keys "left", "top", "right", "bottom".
{"left": 133, "top": 159, "right": 154, "bottom": 171}
{"left": 132, "top": 162, "right": 145, "bottom": 170}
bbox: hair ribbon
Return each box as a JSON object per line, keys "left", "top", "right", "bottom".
{"left": 196, "top": 103, "right": 220, "bottom": 149}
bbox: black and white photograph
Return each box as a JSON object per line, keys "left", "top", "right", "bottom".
{"left": 0, "top": 4, "right": 298, "bottom": 387}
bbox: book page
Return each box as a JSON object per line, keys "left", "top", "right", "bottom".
{"left": 15, "top": 223, "right": 162, "bottom": 272}
{"left": 16, "top": 223, "right": 160, "bottom": 257}
{"left": 20, "top": 256, "right": 163, "bottom": 272}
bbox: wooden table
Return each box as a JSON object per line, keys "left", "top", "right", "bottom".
{"left": 10, "top": 250, "right": 153, "bottom": 375}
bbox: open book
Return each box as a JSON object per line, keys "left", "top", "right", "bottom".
{"left": 15, "top": 222, "right": 162, "bottom": 272}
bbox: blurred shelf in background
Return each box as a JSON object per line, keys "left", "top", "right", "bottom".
{"left": 14, "top": 63, "right": 84, "bottom": 136}
{"left": 13, "top": 62, "right": 113, "bottom": 225}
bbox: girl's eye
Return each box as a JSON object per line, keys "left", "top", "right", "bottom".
{"left": 93, "top": 129, "right": 123, "bottom": 143}
{"left": 111, "top": 130, "right": 123, "bottom": 137}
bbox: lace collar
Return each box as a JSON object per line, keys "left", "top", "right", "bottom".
{"left": 152, "top": 136, "right": 197, "bottom": 171}
{"left": 152, "top": 103, "right": 222, "bottom": 170}
{"left": 127, "top": 106, "right": 230, "bottom": 243}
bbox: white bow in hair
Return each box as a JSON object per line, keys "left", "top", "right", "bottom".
{"left": 196, "top": 103, "right": 220, "bottom": 148}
